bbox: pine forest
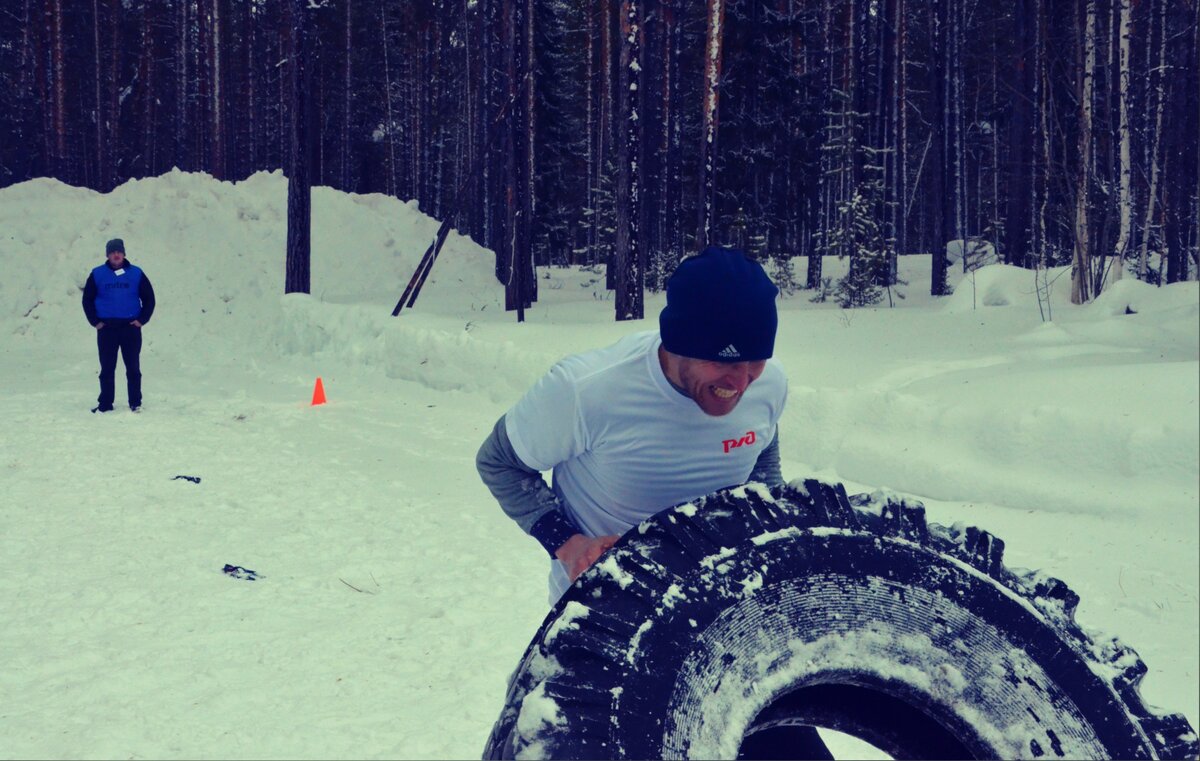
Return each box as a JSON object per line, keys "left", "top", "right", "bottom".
{"left": 1, "top": 0, "right": 1197, "bottom": 317}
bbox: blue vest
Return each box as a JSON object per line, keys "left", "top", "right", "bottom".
{"left": 91, "top": 263, "right": 144, "bottom": 320}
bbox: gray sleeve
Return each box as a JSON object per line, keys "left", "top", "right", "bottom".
{"left": 476, "top": 416, "right": 579, "bottom": 554}
{"left": 747, "top": 430, "right": 783, "bottom": 487}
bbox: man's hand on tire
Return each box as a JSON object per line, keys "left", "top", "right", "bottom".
{"left": 556, "top": 533, "right": 620, "bottom": 582}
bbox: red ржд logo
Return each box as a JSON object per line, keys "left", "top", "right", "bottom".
{"left": 722, "top": 430, "right": 757, "bottom": 453}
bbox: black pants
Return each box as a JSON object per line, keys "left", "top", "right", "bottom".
{"left": 96, "top": 322, "right": 142, "bottom": 410}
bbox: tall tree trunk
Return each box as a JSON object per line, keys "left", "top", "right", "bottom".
{"left": 584, "top": 2, "right": 595, "bottom": 265}
{"left": 479, "top": 0, "right": 493, "bottom": 250}
{"left": 139, "top": 2, "right": 156, "bottom": 175}
{"left": 951, "top": 0, "right": 966, "bottom": 265}
{"left": 929, "top": 0, "right": 949, "bottom": 296}
{"left": 461, "top": 0, "right": 475, "bottom": 231}
{"left": 1138, "top": 0, "right": 1166, "bottom": 281}
{"left": 697, "top": 0, "right": 725, "bottom": 250}
{"left": 286, "top": 0, "right": 311, "bottom": 295}
{"left": 92, "top": 0, "right": 106, "bottom": 188}
{"left": 600, "top": 0, "right": 615, "bottom": 286}
{"left": 176, "top": 0, "right": 188, "bottom": 169}
{"left": 843, "top": 0, "right": 858, "bottom": 261}
{"left": 279, "top": 0, "right": 289, "bottom": 173}
{"left": 667, "top": 0, "right": 683, "bottom": 266}
{"left": 615, "top": 0, "right": 644, "bottom": 320}
{"left": 892, "top": 0, "right": 907, "bottom": 271}
{"left": 659, "top": 0, "right": 678, "bottom": 276}
{"left": 106, "top": 0, "right": 119, "bottom": 182}
{"left": 211, "top": 0, "right": 224, "bottom": 179}
{"left": 524, "top": 0, "right": 536, "bottom": 299}
{"left": 380, "top": 2, "right": 397, "bottom": 197}
{"left": 502, "top": 0, "right": 534, "bottom": 317}
{"left": 1108, "top": 0, "right": 1132, "bottom": 287}
{"left": 16, "top": 0, "right": 41, "bottom": 180}
{"left": 50, "top": 0, "right": 66, "bottom": 181}
{"left": 245, "top": 1, "right": 257, "bottom": 171}
{"left": 809, "top": 0, "right": 834, "bottom": 290}
{"left": 341, "top": 0, "right": 352, "bottom": 190}
{"left": 1072, "top": 0, "right": 1096, "bottom": 304}
{"left": 1162, "top": 0, "right": 1198, "bottom": 283}
{"left": 1004, "top": 0, "right": 1034, "bottom": 267}
{"left": 1036, "top": 0, "right": 1050, "bottom": 271}
{"left": 36, "top": 0, "right": 52, "bottom": 175}
{"left": 194, "top": 0, "right": 208, "bottom": 170}
{"left": 501, "top": 0, "right": 517, "bottom": 305}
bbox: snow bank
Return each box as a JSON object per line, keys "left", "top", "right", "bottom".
{"left": 943, "top": 263, "right": 1074, "bottom": 313}
{"left": 0, "top": 170, "right": 504, "bottom": 353}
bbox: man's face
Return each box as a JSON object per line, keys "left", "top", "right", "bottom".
{"left": 671, "top": 354, "right": 768, "bottom": 417}
{"left": 107, "top": 250, "right": 125, "bottom": 267}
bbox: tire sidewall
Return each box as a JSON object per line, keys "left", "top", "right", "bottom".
{"left": 600, "top": 529, "right": 1142, "bottom": 759}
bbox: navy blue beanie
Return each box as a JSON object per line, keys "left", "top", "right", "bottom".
{"left": 659, "top": 246, "right": 778, "bottom": 362}
{"left": 105, "top": 238, "right": 125, "bottom": 255}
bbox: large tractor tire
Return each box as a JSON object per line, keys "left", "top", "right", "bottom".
{"left": 483, "top": 480, "right": 1198, "bottom": 760}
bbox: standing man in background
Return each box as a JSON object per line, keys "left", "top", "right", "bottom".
{"left": 82, "top": 238, "right": 156, "bottom": 413}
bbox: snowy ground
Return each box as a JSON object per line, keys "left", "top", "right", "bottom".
{"left": 1, "top": 171, "right": 1196, "bottom": 759}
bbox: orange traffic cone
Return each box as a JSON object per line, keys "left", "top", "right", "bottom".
{"left": 311, "top": 377, "right": 327, "bottom": 406}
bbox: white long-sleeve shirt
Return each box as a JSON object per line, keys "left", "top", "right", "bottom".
{"left": 501, "top": 331, "right": 788, "bottom": 601}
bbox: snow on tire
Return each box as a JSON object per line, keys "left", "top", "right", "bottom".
{"left": 483, "top": 480, "right": 1198, "bottom": 760}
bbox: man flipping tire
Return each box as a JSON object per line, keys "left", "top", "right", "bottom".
{"left": 477, "top": 246, "right": 830, "bottom": 758}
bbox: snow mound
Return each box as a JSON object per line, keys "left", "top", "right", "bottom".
{"left": 0, "top": 170, "right": 505, "bottom": 359}
{"left": 943, "top": 264, "right": 1073, "bottom": 313}
{"left": 1088, "top": 278, "right": 1199, "bottom": 318}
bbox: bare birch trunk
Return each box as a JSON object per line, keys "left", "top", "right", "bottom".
{"left": 1109, "top": 0, "right": 1132, "bottom": 287}
{"left": 952, "top": 0, "right": 966, "bottom": 266}
{"left": 1072, "top": 0, "right": 1096, "bottom": 305}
